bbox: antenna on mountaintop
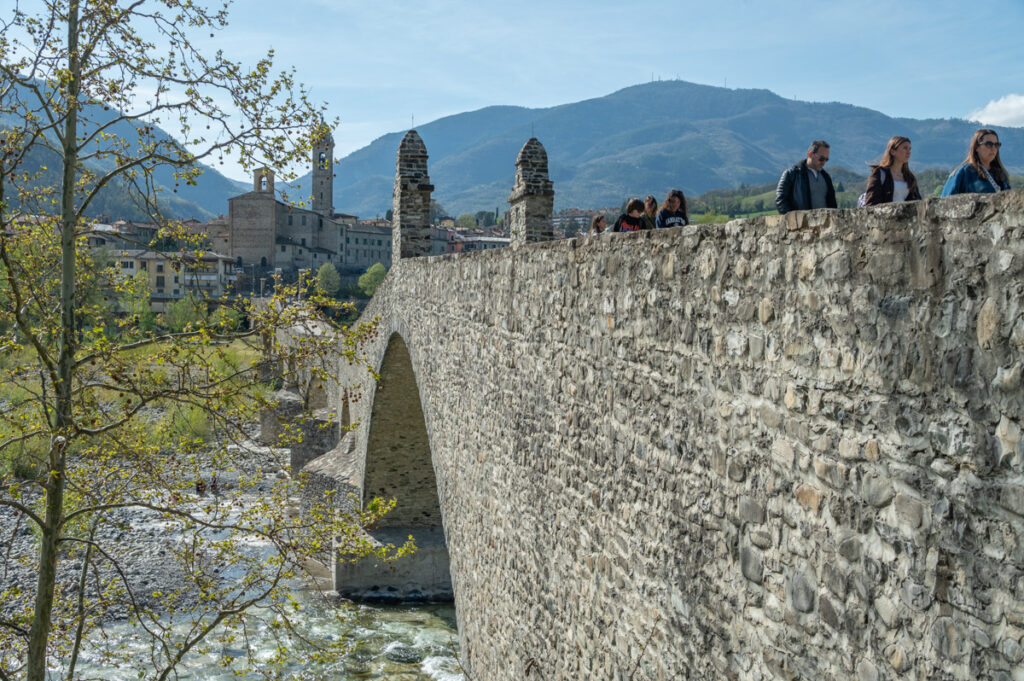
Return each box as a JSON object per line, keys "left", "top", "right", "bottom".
{"left": 531, "top": 122, "right": 535, "bottom": 138}
{"left": 411, "top": 114, "right": 414, "bottom": 129}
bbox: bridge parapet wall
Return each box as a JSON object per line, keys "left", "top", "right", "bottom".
{"left": 340, "top": 190, "right": 1024, "bottom": 680}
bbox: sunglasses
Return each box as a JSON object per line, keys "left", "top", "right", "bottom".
{"left": 978, "top": 141, "right": 1002, "bottom": 149}
{"left": 815, "top": 155, "right": 829, "bottom": 163}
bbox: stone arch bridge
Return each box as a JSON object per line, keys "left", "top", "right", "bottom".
{"left": 275, "top": 132, "right": 1024, "bottom": 681}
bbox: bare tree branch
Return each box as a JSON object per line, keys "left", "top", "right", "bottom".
{"left": 0, "top": 497, "right": 46, "bottom": 529}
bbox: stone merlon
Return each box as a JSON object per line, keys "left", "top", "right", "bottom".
{"left": 509, "top": 137, "right": 554, "bottom": 200}
{"left": 395, "top": 129, "right": 432, "bottom": 186}
{"left": 392, "top": 130, "right": 434, "bottom": 260}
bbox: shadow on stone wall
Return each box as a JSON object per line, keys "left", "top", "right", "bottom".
{"left": 334, "top": 332, "right": 452, "bottom": 603}
{"left": 337, "top": 190, "right": 1024, "bottom": 680}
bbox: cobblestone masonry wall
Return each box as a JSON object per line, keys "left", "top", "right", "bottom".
{"left": 333, "top": 191, "right": 1024, "bottom": 681}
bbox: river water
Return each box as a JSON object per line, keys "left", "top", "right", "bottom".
{"left": 31, "top": 438, "right": 467, "bottom": 680}
{"left": 70, "top": 599, "right": 464, "bottom": 680}
{"left": 62, "top": 487, "right": 465, "bottom": 679}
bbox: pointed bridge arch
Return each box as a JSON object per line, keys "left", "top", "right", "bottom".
{"left": 362, "top": 332, "right": 442, "bottom": 527}
{"left": 334, "top": 330, "right": 452, "bottom": 603}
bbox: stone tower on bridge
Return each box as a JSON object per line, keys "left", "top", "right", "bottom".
{"left": 508, "top": 137, "right": 554, "bottom": 247}
{"left": 391, "top": 130, "right": 434, "bottom": 260}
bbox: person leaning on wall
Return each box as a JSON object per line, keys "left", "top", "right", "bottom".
{"left": 655, "top": 189, "right": 689, "bottom": 228}
{"left": 941, "top": 128, "right": 1011, "bottom": 197}
{"left": 863, "top": 136, "right": 922, "bottom": 205}
{"left": 775, "top": 140, "right": 838, "bottom": 214}
{"left": 587, "top": 214, "right": 608, "bottom": 235}
{"left": 612, "top": 198, "right": 645, "bottom": 232}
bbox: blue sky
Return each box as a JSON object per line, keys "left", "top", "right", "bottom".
{"left": 217, "top": 0, "right": 1023, "bottom": 179}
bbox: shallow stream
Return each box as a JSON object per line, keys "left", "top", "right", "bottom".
{"left": 69, "top": 599, "right": 464, "bottom": 680}
{"left": 14, "top": 438, "right": 466, "bottom": 680}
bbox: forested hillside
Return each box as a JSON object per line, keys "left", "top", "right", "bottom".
{"left": 300, "top": 80, "right": 1023, "bottom": 217}
{"left": 2, "top": 81, "right": 246, "bottom": 220}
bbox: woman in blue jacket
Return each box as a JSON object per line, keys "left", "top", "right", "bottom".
{"left": 941, "top": 128, "right": 1011, "bottom": 197}
{"left": 655, "top": 189, "right": 689, "bottom": 229}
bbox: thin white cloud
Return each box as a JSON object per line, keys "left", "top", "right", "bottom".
{"left": 968, "top": 94, "right": 1024, "bottom": 127}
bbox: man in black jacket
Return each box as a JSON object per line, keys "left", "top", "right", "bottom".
{"left": 775, "top": 140, "right": 837, "bottom": 214}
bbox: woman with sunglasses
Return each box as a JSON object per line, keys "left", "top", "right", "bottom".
{"left": 941, "top": 129, "right": 1011, "bottom": 197}
{"left": 864, "top": 136, "right": 922, "bottom": 205}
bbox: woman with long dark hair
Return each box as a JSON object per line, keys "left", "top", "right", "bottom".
{"left": 864, "top": 136, "right": 922, "bottom": 205}
{"left": 655, "top": 189, "right": 689, "bottom": 229}
{"left": 941, "top": 128, "right": 1011, "bottom": 196}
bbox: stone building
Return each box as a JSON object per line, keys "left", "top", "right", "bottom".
{"left": 222, "top": 129, "right": 392, "bottom": 276}
{"left": 110, "top": 248, "right": 236, "bottom": 312}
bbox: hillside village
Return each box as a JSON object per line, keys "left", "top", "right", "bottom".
{"left": 79, "top": 120, "right": 1023, "bottom": 315}
{"left": 86, "top": 129, "right": 510, "bottom": 311}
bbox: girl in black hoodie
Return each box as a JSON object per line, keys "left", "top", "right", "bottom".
{"left": 613, "top": 198, "right": 646, "bottom": 232}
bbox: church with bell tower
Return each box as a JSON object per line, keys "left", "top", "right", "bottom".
{"left": 221, "top": 125, "right": 393, "bottom": 278}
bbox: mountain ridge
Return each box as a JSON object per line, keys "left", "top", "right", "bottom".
{"left": 300, "top": 80, "right": 1022, "bottom": 217}
{"left": 9, "top": 79, "right": 1019, "bottom": 221}
{"left": 2, "top": 80, "right": 250, "bottom": 221}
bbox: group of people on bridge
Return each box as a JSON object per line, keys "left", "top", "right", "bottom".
{"left": 776, "top": 127, "right": 1011, "bottom": 214}
{"left": 588, "top": 190, "right": 691, "bottom": 235}
{"left": 586, "top": 127, "right": 1011, "bottom": 235}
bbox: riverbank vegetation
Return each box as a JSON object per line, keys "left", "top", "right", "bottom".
{"left": 0, "top": 3, "right": 408, "bottom": 681}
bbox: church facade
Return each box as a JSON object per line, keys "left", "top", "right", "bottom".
{"left": 224, "top": 129, "right": 392, "bottom": 276}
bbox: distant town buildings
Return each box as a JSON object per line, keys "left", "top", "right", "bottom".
{"left": 225, "top": 129, "right": 392, "bottom": 275}
{"left": 553, "top": 208, "right": 618, "bottom": 236}
{"left": 212, "top": 128, "right": 516, "bottom": 273}
{"left": 78, "top": 127, "right": 540, "bottom": 313}
{"left": 431, "top": 227, "right": 460, "bottom": 255}
{"left": 110, "top": 249, "right": 237, "bottom": 312}
{"left": 460, "top": 235, "right": 509, "bottom": 252}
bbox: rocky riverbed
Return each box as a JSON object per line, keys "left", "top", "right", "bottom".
{"left": 1, "top": 431, "right": 290, "bottom": 621}
{"left": 1, "top": 432, "right": 465, "bottom": 679}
